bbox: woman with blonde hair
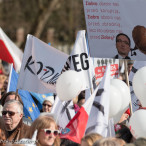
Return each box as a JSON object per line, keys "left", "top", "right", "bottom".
{"left": 26, "top": 115, "right": 60, "bottom": 146}
{"left": 81, "top": 133, "right": 103, "bottom": 146}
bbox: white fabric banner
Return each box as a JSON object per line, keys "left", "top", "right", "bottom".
{"left": 83, "top": 0, "right": 146, "bottom": 60}
{"left": 86, "top": 65, "right": 111, "bottom": 137}
{"left": 62, "top": 30, "right": 92, "bottom": 90}
{"left": 17, "top": 35, "right": 68, "bottom": 93}
{"left": 51, "top": 96, "right": 75, "bottom": 129}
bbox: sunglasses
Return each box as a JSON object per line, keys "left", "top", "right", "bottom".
{"left": 43, "top": 129, "right": 60, "bottom": 136}
{"left": 42, "top": 103, "right": 52, "bottom": 107}
{"left": 2, "top": 111, "right": 19, "bottom": 116}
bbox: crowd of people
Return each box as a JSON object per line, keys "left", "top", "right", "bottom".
{"left": 0, "top": 90, "right": 145, "bottom": 145}
{"left": 0, "top": 75, "right": 145, "bottom": 145}
{"left": 0, "top": 33, "right": 145, "bottom": 145}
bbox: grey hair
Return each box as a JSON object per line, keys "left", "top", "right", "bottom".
{"left": 3, "top": 100, "right": 23, "bottom": 114}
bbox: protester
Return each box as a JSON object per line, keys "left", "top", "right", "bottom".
{"left": 42, "top": 95, "right": 55, "bottom": 113}
{"left": 1, "top": 91, "right": 23, "bottom": 107}
{"left": 125, "top": 137, "right": 146, "bottom": 146}
{"left": 115, "top": 123, "right": 134, "bottom": 143}
{"left": 127, "top": 60, "right": 134, "bottom": 75}
{"left": 61, "top": 139, "right": 79, "bottom": 146}
{"left": 111, "top": 137, "right": 126, "bottom": 146}
{"left": 114, "top": 33, "right": 131, "bottom": 59}
{"left": 77, "top": 90, "right": 85, "bottom": 108}
{"left": 118, "top": 112, "right": 129, "bottom": 124}
{"left": 93, "top": 137, "right": 120, "bottom": 146}
{"left": 1, "top": 91, "right": 32, "bottom": 125}
{"left": 0, "top": 74, "right": 7, "bottom": 97}
{"left": 118, "top": 59, "right": 134, "bottom": 82}
{"left": 0, "top": 100, "right": 30, "bottom": 144}
{"left": 25, "top": 115, "right": 60, "bottom": 146}
{"left": 81, "top": 133, "right": 103, "bottom": 146}
{"left": 72, "top": 95, "right": 80, "bottom": 113}
{"left": 2, "top": 78, "right": 8, "bottom": 94}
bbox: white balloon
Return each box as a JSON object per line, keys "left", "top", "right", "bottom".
{"left": 111, "top": 79, "right": 131, "bottom": 111}
{"left": 133, "top": 66, "right": 146, "bottom": 107}
{"left": 109, "top": 85, "right": 122, "bottom": 118}
{"left": 56, "top": 70, "right": 83, "bottom": 101}
{"left": 129, "top": 109, "right": 146, "bottom": 138}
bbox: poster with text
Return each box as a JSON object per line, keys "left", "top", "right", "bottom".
{"left": 93, "top": 58, "right": 119, "bottom": 83}
{"left": 83, "top": 0, "right": 146, "bottom": 61}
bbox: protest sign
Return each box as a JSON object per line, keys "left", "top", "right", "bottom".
{"left": 93, "top": 58, "right": 119, "bottom": 82}
{"left": 83, "top": 0, "right": 146, "bottom": 60}
{"left": 17, "top": 35, "right": 68, "bottom": 94}
{"left": 62, "top": 30, "right": 92, "bottom": 90}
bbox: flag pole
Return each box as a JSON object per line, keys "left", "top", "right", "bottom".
{"left": 7, "top": 63, "right": 19, "bottom": 99}
{"left": 124, "top": 59, "right": 133, "bottom": 116}
{"left": 85, "top": 31, "right": 94, "bottom": 94}
{"left": 15, "top": 89, "right": 18, "bottom": 100}
{"left": 7, "top": 63, "right": 13, "bottom": 93}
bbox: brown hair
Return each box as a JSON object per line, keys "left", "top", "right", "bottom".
{"left": 81, "top": 133, "right": 103, "bottom": 146}
{"left": 1, "top": 91, "right": 23, "bottom": 106}
{"left": 26, "top": 115, "right": 60, "bottom": 146}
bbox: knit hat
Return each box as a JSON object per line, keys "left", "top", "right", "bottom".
{"left": 43, "top": 96, "right": 54, "bottom": 105}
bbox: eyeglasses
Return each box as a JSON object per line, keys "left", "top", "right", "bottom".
{"left": 2, "top": 111, "right": 19, "bottom": 116}
{"left": 42, "top": 103, "right": 52, "bottom": 107}
{"left": 43, "top": 129, "right": 60, "bottom": 136}
{"left": 116, "top": 39, "right": 130, "bottom": 46}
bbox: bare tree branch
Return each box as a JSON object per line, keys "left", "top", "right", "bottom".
{"left": 34, "top": 0, "right": 60, "bottom": 38}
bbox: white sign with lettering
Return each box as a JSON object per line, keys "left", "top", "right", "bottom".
{"left": 83, "top": 0, "right": 146, "bottom": 61}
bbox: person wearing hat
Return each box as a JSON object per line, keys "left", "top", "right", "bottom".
{"left": 42, "top": 96, "right": 54, "bottom": 113}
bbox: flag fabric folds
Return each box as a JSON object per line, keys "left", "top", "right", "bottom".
{"left": 17, "top": 34, "right": 68, "bottom": 94}
{"left": 0, "top": 28, "right": 23, "bottom": 72}
{"left": 86, "top": 65, "right": 111, "bottom": 137}
{"left": 51, "top": 96, "right": 75, "bottom": 129}
{"left": 60, "top": 85, "right": 99, "bottom": 144}
{"left": 7, "top": 66, "right": 40, "bottom": 121}
{"left": 62, "top": 30, "right": 91, "bottom": 90}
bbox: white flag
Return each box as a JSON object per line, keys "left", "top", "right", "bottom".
{"left": 17, "top": 35, "right": 68, "bottom": 93}
{"left": 62, "top": 30, "right": 91, "bottom": 90}
{"left": 60, "top": 85, "right": 99, "bottom": 144}
{"left": 51, "top": 96, "right": 75, "bottom": 129}
{"left": 86, "top": 65, "right": 111, "bottom": 137}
